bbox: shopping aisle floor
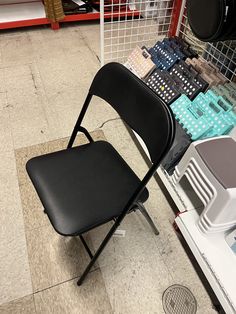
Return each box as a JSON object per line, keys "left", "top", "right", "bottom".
{"left": 0, "top": 23, "right": 217, "bottom": 313}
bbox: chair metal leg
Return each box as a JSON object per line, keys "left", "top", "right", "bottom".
{"left": 77, "top": 219, "right": 122, "bottom": 286}
{"left": 136, "top": 202, "right": 159, "bottom": 235}
{"left": 77, "top": 202, "right": 158, "bottom": 285}
{"left": 79, "top": 235, "right": 94, "bottom": 259}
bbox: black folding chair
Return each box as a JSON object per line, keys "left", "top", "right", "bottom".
{"left": 26, "top": 62, "right": 175, "bottom": 286}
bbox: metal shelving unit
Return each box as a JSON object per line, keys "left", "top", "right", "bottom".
{"left": 0, "top": 0, "right": 139, "bottom": 31}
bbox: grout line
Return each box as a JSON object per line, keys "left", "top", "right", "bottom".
{"left": 0, "top": 293, "right": 33, "bottom": 307}
{"left": 32, "top": 266, "right": 101, "bottom": 296}
{"left": 78, "top": 28, "right": 101, "bottom": 66}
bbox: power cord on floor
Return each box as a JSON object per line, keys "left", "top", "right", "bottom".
{"left": 96, "top": 117, "right": 121, "bottom": 129}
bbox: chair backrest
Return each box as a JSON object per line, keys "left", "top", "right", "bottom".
{"left": 89, "top": 62, "right": 175, "bottom": 165}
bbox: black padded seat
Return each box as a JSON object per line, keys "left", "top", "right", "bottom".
{"left": 27, "top": 140, "right": 148, "bottom": 236}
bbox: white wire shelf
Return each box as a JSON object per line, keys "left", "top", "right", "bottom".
{"left": 101, "top": 0, "right": 175, "bottom": 64}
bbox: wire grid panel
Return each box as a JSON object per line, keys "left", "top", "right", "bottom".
{"left": 177, "top": 0, "right": 236, "bottom": 81}
{"left": 101, "top": 0, "right": 174, "bottom": 64}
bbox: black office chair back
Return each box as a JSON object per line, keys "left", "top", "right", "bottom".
{"left": 90, "top": 63, "right": 175, "bottom": 165}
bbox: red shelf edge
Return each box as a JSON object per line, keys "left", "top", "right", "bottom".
{"left": 0, "top": 18, "right": 50, "bottom": 30}
{"left": 0, "top": 9, "right": 140, "bottom": 30}
{"left": 62, "top": 10, "right": 140, "bottom": 23}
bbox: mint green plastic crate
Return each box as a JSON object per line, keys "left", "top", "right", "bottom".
{"left": 171, "top": 95, "right": 212, "bottom": 140}
{"left": 205, "top": 90, "right": 236, "bottom": 125}
{"left": 194, "top": 93, "right": 233, "bottom": 137}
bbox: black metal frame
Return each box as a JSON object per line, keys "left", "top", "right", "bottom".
{"left": 66, "top": 92, "right": 174, "bottom": 286}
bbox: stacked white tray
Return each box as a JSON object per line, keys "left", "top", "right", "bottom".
{"left": 172, "top": 136, "right": 236, "bottom": 234}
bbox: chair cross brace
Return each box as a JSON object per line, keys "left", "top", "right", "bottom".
{"left": 77, "top": 202, "right": 159, "bottom": 285}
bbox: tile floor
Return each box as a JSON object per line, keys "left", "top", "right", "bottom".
{"left": 0, "top": 22, "right": 217, "bottom": 313}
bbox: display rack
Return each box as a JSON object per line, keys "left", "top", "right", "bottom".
{"left": 100, "top": 0, "right": 236, "bottom": 312}
{"left": 100, "top": 0, "right": 182, "bottom": 65}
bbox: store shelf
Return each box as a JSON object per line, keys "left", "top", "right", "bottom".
{"left": 0, "top": 0, "right": 140, "bottom": 30}
{"left": 0, "top": 1, "right": 49, "bottom": 30}
{"left": 176, "top": 210, "right": 236, "bottom": 314}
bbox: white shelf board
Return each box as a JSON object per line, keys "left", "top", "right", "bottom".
{"left": 0, "top": 2, "right": 46, "bottom": 23}
{"left": 133, "top": 132, "right": 197, "bottom": 212}
{"left": 0, "top": 0, "right": 38, "bottom": 3}
{"left": 176, "top": 210, "right": 236, "bottom": 314}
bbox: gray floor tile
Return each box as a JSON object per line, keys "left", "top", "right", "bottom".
{"left": 0, "top": 227, "right": 32, "bottom": 305}
{"left": 28, "top": 25, "right": 94, "bottom": 61}
{"left": 26, "top": 224, "right": 94, "bottom": 292}
{"left": 0, "top": 33, "right": 35, "bottom": 67}
{"left": 0, "top": 92, "right": 6, "bottom": 111}
{"left": 36, "top": 50, "right": 99, "bottom": 98}
{"left": 79, "top": 23, "right": 100, "bottom": 58}
{"left": 34, "top": 272, "right": 113, "bottom": 314}
{"left": 0, "top": 150, "right": 32, "bottom": 304}
{"left": 0, "top": 108, "right": 13, "bottom": 152}
{"left": 0, "top": 295, "right": 36, "bottom": 314}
